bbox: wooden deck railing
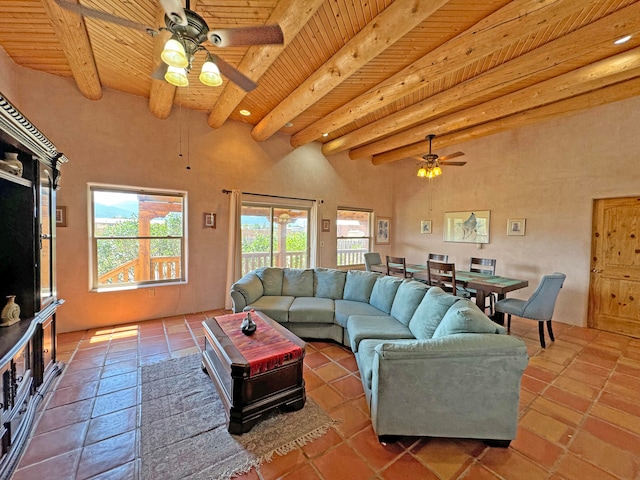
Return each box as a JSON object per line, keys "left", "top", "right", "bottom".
{"left": 98, "top": 256, "right": 181, "bottom": 285}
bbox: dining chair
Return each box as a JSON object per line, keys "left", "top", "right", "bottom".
{"left": 364, "top": 252, "right": 382, "bottom": 271}
{"left": 386, "top": 255, "right": 411, "bottom": 278}
{"left": 468, "top": 257, "right": 497, "bottom": 315}
{"left": 428, "top": 253, "right": 449, "bottom": 262}
{"left": 495, "top": 273, "right": 566, "bottom": 348}
{"left": 426, "top": 260, "right": 469, "bottom": 298}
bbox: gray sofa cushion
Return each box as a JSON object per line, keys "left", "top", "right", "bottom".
{"left": 347, "top": 315, "right": 414, "bottom": 352}
{"left": 282, "top": 268, "right": 314, "bottom": 297}
{"left": 369, "top": 276, "right": 403, "bottom": 314}
{"left": 245, "top": 295, "right": 294, "bottom": 323}
{"left": 288, "top": 297, "right": 335, "bottom": 323}
{"left": 314, "top": 268, "right": 347, "bottom": 300}
{"left": 334, "top": 299, "right": 387, "bottom": 328}
{"left": 408, "top": 287, "right": 462, "bottom": 340}
{"left": 390, "top": 280, "right": 429, "bottom": 326}
{"left": 256, "top": 267, "right": 284, "bottom": 296}
{"left": 432, "top": 300, "right": 507, "bottom": 338}
{"left": 343, "top": 270, "right": 379, "bottom": 303}
{"left": 231, "top": 272, "right": 264, "bottom": 305}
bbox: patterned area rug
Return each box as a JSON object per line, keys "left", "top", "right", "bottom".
{"left": 140, "top": 354, "right": 334, "bottom": 480}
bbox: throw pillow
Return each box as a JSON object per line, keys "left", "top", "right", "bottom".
{"left": 343, "top": 270, "right": 379, "bottom": 303}
{"left": 282, "top": 268, "right": 314, "bottom": 297}
{"left": 408, "top": 286, "right": 461, "bottom": 339}
{"left": 369, "top": 276, "right": 402, "bottom": 314}
{"left": 432, "top": 299, "right": 507, "bottom": 338}
{"left": 313, "top": 268, "right": 347, "bottom": 299}
{"left": 255, "top": 267, "right": 284, "bottom": 296}
{"left": 389, "top": 280, "right": 429, "bottom": 325}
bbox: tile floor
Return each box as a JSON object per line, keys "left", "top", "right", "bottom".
{"left": 9, "top": 310, "right": 640, "bottom": 480}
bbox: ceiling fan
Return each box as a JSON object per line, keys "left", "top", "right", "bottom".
{"left": 53, "top": 0, "right": 285, "bottom": 92}
{"left": 415, "top": 134, "right": 465, "bottom": 178}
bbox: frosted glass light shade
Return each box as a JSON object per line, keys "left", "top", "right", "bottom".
{"left": 199, "top": 60, "right": 223, "bottom": 86}
{"left": 433, "top": 166, "right": 442, "bottom": 176}
{"left": 164, "top": 66, "right": 189, "bottom": 87}
{"left": 417, "top": 166, "right": 427, "bottom": 177}
{"left": 161, "top": 38, "right": 188, "bottom": 68}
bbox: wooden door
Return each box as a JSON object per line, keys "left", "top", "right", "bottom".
{"left": 588, "top": 197, "right": 640, "bottom": 337}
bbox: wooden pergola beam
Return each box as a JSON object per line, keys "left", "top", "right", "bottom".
{"left": 40, "top": 0, "right": 102, "bottom": 100}
{"left": 368, "top": 50, "right": 640, "bottom": 165}
{"left": 321, "top": 2, "right": 640, "bottom": 157}
{"left": 290, "top": 0, "right": 600, "bottom": 149}
{"left": 250, "top": 0, "right": 450, "bottom": 142}
{"left": 207, "top": 0, "right": 325, "bottom": 129}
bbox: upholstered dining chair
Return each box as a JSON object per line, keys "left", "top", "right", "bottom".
{"left": 428, "top": 253, "right": 449, "bottom": 262}
{"left": 386, "top": 255, "right": 411, "bottom": 278}
{"left": 495, "top": 272, "right": 566, "bottom": 348}
{"left": 426, "top": 260, "right": 469, "bottom": 298}
{"left": 364, "top": 252, "right": 382, "bottom": 271}
{"left": 468, "top": 257, "right": 497, "bottom": 315}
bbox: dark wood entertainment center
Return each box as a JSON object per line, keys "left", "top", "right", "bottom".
{"left": 0, "top": 94, "right": 66, "bottom": 479}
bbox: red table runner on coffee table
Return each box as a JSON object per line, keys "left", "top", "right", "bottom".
{"left": 215, "top": 311, "right": 303, "bottom": 377}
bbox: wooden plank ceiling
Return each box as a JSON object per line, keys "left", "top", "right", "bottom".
{"left": 1, "top": 0, "right": 639, "bottom": 165}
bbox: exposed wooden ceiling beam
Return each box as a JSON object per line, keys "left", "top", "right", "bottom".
{"left": 250, "top": 0, "right": 450, "bottom": 142}
{"left": 290, "top": 0, "right": 600, "bottom": 149}
{"left": 40, "top": 0, "right": 102, "bottom": 100}
{"left": 207, "top": 0, "right": 324, "bottom": 129}
{"left": 148, "top": 6, "right": 175, "bottom": 119}
{"left": 368, "top": 47, "right": 640, "bottom": 165}
{"left": 322, "top": 2, "right": 640, "bottom": 157}
{"left": 380, "top": 76, "right": 640, "bottom": 165}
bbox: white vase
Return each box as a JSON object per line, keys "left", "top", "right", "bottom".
{"left": 1, "top": 152, "right": 23, "bottom": 176}
{"left": 1, "top": 295, "right": 21, "bottom": 327}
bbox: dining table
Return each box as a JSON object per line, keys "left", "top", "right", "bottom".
{"left": 369, "top": 263, "right": 528, "bottom": 324}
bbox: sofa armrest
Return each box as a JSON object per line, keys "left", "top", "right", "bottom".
{"left": 230, "top": 272, "right": 264, "bottom": 313}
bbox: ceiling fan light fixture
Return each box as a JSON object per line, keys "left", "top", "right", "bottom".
{"left": 161, "top": 36, "right": 189, "bottom": 68}
{"left": 199, "top": 57, "right": 223, "bottom": 86}
{"left": 433, "top": 166, "right": 442, "bottom": 176}
{"left": 164, "top": 65, "right": 189, "bottom": 87}
{"left": 417, "top": 166, "right": 427, "bottom": 177}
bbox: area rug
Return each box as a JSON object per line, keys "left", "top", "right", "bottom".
{"left": 139, "top": 353, "right": 334, "bottom": 480}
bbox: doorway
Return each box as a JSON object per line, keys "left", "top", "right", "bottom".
{"left": 588, "top": 197, "right": 640, "bottom": 338}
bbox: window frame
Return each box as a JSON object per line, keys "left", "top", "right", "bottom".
{"left": 88, "top": 183, "right": 188, "bottom": 292}
{"left": 336, "top": 207, "right": 373, "bottom": 267}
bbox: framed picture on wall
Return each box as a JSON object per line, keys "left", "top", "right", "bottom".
{"left": 420, "top": 220, "right": 432, "bottom": 234}
{"left": 443, "top": 210, "right": 490, "bottom": 244}
{"left": 322, "top": 219, "right": 330, "bottom": 232}
{"left": 56, "top": 206, "right": 67, "bottom": 227}
{"left": 375, "top": 217, "right": 390, "bottom": 244}
{"left": 203, "top": 213, "right": 216, "bottom": 228}
{"left": 507, "top": 218, "right": 525, "bottom": 236}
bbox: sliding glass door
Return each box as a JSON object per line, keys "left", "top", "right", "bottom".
{"left": 241, "top": 203, "right": 310, "bottom": 275}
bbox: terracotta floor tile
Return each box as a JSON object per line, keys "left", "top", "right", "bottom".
{"left": 552, "top": 375, "right": 600, "bottom": 400}
{"left": 519, "top": 410, "right": 573, "bottom": 445}
{"left": 603, "top": 370, "right": 640, "bottom": 401}
{"left": 597, "top": 390, "right": 640, "bottom": 418}
{"left": 569, "top": 429, "right": 640, "bottom": 479}
{"left": 380, "top": 452, "right": 439, "bottom": 480}
{"left": 529, "top": 396, "right": 584, "bottom": 427}
{"left": 330, "top": 402, "right": 370, "bottom": 439}
{"left": 282, "top": 462, "right": 322, "bottom": 480}
{"left": 349, "top": 426, "right": 404, "bottom": 471}
{"left": 589, "top": 402, "right": 640, "bottom": 436}
{"left": 582, "top": 416, "right": 640, "bottom": 456}
{"left": 76, "top": 430, "right": 136, "bottom": 479}
{"left": 321, "top": 344, "right": 353, "bottom": 360}
{"left": 460, "top": 463, "right": 503, "bottom": 480}
{"left": 258, "top": 448, "right": 307, "bottom": 480}
{"left": 36, "top": 398, "right": 94, "bottom": 435}
{"left": 12, "top": 450, "right": 81, "bottom": 480}
{"left": 168, "top": 336, "right": 198, "bottom": 351}
{"left": 302, "top": 427, "right": 344, "bottom": 458}
{"left": 308, "top": 384, "right": 345, "bottom": 412}
{"left": 512, "top": 426, "right": 565, "bottom": 469}
{"left": 331, "top": 374, "right": 364, "bottom": 399}
{"left": 303, "top": 369, "right": 324, "bottom": 391}
{"left": 100, "top": 358, "right": 138, "bottom": 378}
{"left": 337, "top": 354, "right": 359, "bottom": 372}
{"left": 524, "top": 364, "right": 557, "bottom": 383}
{"left": 57, "top": 366, "right": 103, "bottom": 389}
{"left": 410, "top": 438, "right": 477, "bottom": 480}
{"left": 313, "top": 442, "right": 375, "bottom": 480}
{"left": 479, "top": 447, "right": 548, "bottom": 480}
{"left": 88, "top": 460, "right": 137, "bottom": 480}
{"left": 543, "top": 385, "right": 593, "bottom": 413}
{"left": 84, "top": 406, "right": 137, "bottom": 445}
{"left": 19, "top": 422, "right": 88, "bottom": 466}
{"left": 97, "top": 370, "right": 138, "bottom": 395}
{"left": 554, "top": 451, "right": 619, "bottom": 480}
{"left": 47, "top": 380, "right": 99, "bottom": 409}
{"left": 92, "top": 387, "right": 138, "bottom": 418}
{"left": 305, "top": 351, "right": 331, "bottom": 369}
{"left": 520, "top": 373, "right": 548, "bottom": 395}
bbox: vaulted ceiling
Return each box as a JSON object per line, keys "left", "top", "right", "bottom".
{"left": 1, "top": 0, "right": 639, "bottom": 166}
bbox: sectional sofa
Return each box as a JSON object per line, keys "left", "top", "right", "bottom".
{"left": 230, "top": 267, "right": 529, "bottom": 444}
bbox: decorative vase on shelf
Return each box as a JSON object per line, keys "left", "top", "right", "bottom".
{"left": 1, "top": 152, "right": 23, "bottom": 177}
{"left": 241, "top": 310, "right": 257, "bottom": 336}
{"left": 1, "top": 295, "right": 21, "bottom": 327}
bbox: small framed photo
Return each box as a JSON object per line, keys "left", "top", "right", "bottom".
{"left": 507, "top": 218, "right": 525, "bottom": 236}
{"left": 420, "top": 220, "right": 432, "bottom": 234}
{"left": 375, "top": 216, "right": 390, "bottom": 245}
{"left": 56, "top": 206, "right": 67, "bottom": 227}
{"left": 322, "top": 219, "right": 330, "bottom": 232}
{"left": 204, "top": 212, "right": 216, "bottom": 229}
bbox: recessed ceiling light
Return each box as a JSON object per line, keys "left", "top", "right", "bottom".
{"left": 285, "top": 122, "right": 294, "bottom": 127}
{"left": 614, "top": 35, "right": 632, "bottom": 45}
{"left": 239, "top": 109, "right": 251, "bottom": 116}
{"left": 322, "top": 133, "right": 329, "bottom": 137}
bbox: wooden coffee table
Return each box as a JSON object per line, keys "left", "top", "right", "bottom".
{"left": 202, "top": 311, "right": 306, "bottom": 434}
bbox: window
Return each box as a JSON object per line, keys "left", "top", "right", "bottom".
{"left": 337, "top": 208, "right": 372, "bottom": 267}
{"left": 90, "top": 185, "right": 186, "bottom": 291}
{"left": 240, "top": 198, "right": 312, "bottom": 276}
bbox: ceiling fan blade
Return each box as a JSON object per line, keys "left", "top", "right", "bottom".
{"left": 440, "top": 161, "right": 467, "bottom": 166}
{"left": 53, "top": 0, "right": 157, "bottom": 35}
{"left": 208, "top": 25, "right": 284, "bottom": 48}
{"left": 151, "top": 63, "right": 168, "bottom": 81}
{"left": 210, "top": 55, "right": 257, "bottom": 92}
{"left": 438, "top": 151, "right": 465, "bottom": 162}
{"left": 158, "top": 0, "right": 188, "bottom": 26}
